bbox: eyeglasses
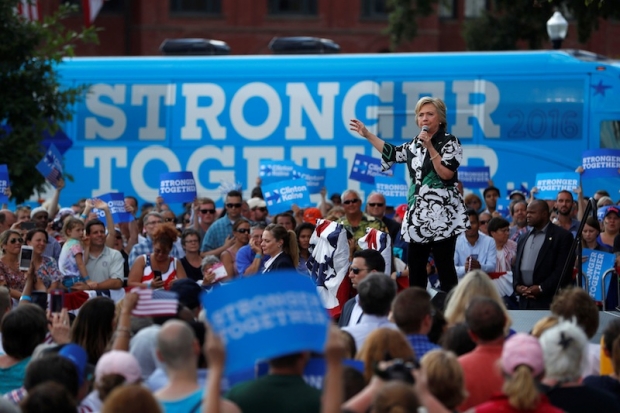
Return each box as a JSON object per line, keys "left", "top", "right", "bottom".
{"left": 226, "top": 203, "right": 242, "bottom": 209}
{"left": 343, "top": 199, "right": 360, "bottom": 205}
{"left": 350, "top": 267, "right": 368, "bottom": 275}
{"left": 253, "top": 207, "right": 268, "bottom": 212}
{"left": 368, "top": 203, "right": 384, "bottom": 207}
{"left": 236, "top": 228, "right": 251, "bottom": 234}
{"left": 200, "top": 209, "right": 216, "bottom": 214}
{"left": 9, "top": 238, "right": 23, "bottom": 244}
{"left": 479, "top": 220, "right": 489, "bottom": 225}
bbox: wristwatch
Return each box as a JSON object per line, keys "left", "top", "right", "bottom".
{"left": 538, "top": 285, "right": 543, "bottom": 293}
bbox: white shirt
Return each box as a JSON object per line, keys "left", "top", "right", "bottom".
{"left": 342, "top": 314, "right": 397, "bottom": 350}
{"left": 454, "top": 231, "right": 497, "bottom": 279}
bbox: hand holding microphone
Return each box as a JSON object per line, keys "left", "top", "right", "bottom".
{"left": 418, "top": 125, "right": 431, "bottom": 148}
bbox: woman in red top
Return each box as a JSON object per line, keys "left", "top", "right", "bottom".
{"left": 472, "top": 333, "right": 562, "bottom": 413}
{"left": 127, "top": 223, "right": 186, "bottom": 290}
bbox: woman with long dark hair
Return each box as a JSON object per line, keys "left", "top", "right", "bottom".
{"left": 260, "top": 224, "right": 298, "bottom": 273}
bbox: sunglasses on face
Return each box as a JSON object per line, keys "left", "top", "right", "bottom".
{"left": 236, "top": 228, "right": 251, "bottom": 234}
{"left": 164, "top": 218, "right": 176, "bottom": 223}
{"left": 350, "top": 267, "right": 367, "bottom": 275}
{"left": 200, "top": 209, "right": 216, "bottom": 214}
{"left": 343, "top": 199, "right": 360, "bottom": 205}
{"left": 479, "top": 220, "right": 489, "bottom": 225}
{"left": 9, "top": 238, "right": 23, "bottom": 244}
{"left": 226, "top": 203, "right": 242, "bottom": 209}
{"left": 253, "top": 207, "right": 268, "bottom": 212}
{"left": 183, "top": 219, "right": 191, "bottom": 224}
{"left": 368, "top": 203, "right": 384, "bottom": 207}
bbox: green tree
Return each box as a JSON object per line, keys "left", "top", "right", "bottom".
{"left": 386, "top": 0, "right": 438, "bottom": 50}
{"left": 0, "top": 1, "right": 97, "bottom": 204}
{"left": 463, "top": 0, "right": 620, "bottom": 51}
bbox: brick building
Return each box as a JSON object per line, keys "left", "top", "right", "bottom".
{"left": 46, "top": 0, "right": 620, "bottom": 57}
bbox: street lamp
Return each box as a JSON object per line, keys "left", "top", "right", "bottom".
{"left": 546, "top": 11, "right": 568, "bottom": 50}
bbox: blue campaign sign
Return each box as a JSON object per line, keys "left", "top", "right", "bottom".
{"left": 459, "top": 166, "right": 490, "bottom": 189}
{"left": 93, "top": 192, "right": 134, "bottom": 224}
{"left": 534, "top": 172, "right": 579, "bottom": 200}
{"left": 375, "top": 176, "right": 408, "bottom": 207}
{"left": 202, "top": 271, "right": 330, "bottom": 375}
{"left": 582, "top": 248, "right": 616, "bottom": 302}
{"left": 495, "top": 198, "right": 511, "bottom": 217}
{"left": 293, "top": 166, "right": 326, "bottom": 195}
{"left": 35, "top": 143, "right": 63, "bottom": 188}
{"left": 582, "top": 149, "right": 620, "bottom": 179}
{"left": 0, "top": 165, "right": 8, "bottom": 204}
{"left": 159, "top": 171, "right": 197, "bottom": 203}
{"left": 262, "top": 178, "right": 312, "bottom": 214}
{"left": 259, "top": 160, "right": 297, "bottom": 185}
{"left": 349, "top": 153, "right": 393, "bottom": 184}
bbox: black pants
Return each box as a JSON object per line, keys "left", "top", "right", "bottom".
{"left": 408, "top": 235, "right": 458, "bottom": 293}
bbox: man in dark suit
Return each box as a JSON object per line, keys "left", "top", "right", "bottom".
{"left": 337, "top": 249, "right": 385, "bottom": 327}
{"left": 513, "top": 200, "right": 575, "bottom": 309}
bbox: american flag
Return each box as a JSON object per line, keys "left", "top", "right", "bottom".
{"left": 82, "top": 0, "right": 105, "bottom": 27}
{"left": 131, "top": 288, "right": 179, "bottom": 317}
{"left": 16, "top": 0, "right": 41, "bottom": 22}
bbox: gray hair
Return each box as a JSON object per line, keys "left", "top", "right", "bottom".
{"left": 539, "top": 319, "right": 588, "bottom": 382}
{"left": 341, "top": 189, "right": 360, "bottom": 200}
{"left": 142, "top": 211, "right": 163, "bottom": 225}
{"left": 201, "top": 255, "right": 220, "bottom": 271}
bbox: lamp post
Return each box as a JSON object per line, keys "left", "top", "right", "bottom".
{"left": 546, "top": 11, "right": 568, "bottom": 50}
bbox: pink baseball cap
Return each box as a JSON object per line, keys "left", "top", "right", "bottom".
{"left": 95, "top": 350, "right": 142, "bottom": 384}
{"left": 501, "top": 333, "right": 544, "bottom": 377}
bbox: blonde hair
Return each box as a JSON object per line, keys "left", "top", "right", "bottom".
{"left": 355, "top": 328, "right": 414, "bottom": 382}
{"left": 444, "top": 270, "right": 512, "bottom": 329}
{"left": 503, "top": 365, "right": 540, "bottom": 410}
{"left": 62, "top": 217, "right": 84, "bottom": 238}
{"left": 414, "top": 97, "right": 447, "bottom": 128}
{"left": 420, "top": 350, "right": 467, "bottom": 410}
{"left": 530, "top": 316, "right": 559, "bottom": 338}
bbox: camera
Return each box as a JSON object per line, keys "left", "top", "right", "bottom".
{"left": 374, "top": 358, "right": 419, "bottom": 384}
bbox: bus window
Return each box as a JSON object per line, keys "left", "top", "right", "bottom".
{"left": 600, "top": 120, "right": 620, "bottom": 149}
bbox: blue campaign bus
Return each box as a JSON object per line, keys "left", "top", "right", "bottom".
{"left": 55, "top": 49, "right": 620, "bottom": 208}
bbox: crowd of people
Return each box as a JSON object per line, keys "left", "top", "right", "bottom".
{"left": 0, "top": 96, "right": 619, "bottom": 412}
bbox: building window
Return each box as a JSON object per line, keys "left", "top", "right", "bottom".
{"left": 268, "top": 0, "right": 317, "bottom": 15}
{"left": 361, "top": 0, "right": 388, "bottom": 18}
{"left": 170, "top": 0, "right": 221, "bottom": 14}
{"left": 464, "top": 0, "right": 487, "bottom": 18}
{"left": 438, "top": 0, "right": 456, "bottom": 18}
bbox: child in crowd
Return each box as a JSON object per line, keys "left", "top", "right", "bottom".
{"left": 58, "top": 217, "right": 96, "bottom": 289}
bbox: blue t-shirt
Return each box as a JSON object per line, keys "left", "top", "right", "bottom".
{"left": 159, "top": 388, "right": 203, "bottom": 413}
{"left": 0, "top": 357, "right": 30, "bottom": 394}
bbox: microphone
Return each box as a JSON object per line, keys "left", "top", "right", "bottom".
{"left": 415, "top": 126, "right": 429, "bottom": 148}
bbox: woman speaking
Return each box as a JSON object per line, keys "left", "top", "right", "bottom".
{"left": 350, "top": 97, "right": 468, "bottom": 292}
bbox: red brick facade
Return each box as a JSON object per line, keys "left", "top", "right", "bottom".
{"left": 46, "top": 0, "right": 620, "bottom": 57}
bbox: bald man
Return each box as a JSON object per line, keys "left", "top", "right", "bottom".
{"left": 155, "top": 320, "right": 240, "bottom": 413}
